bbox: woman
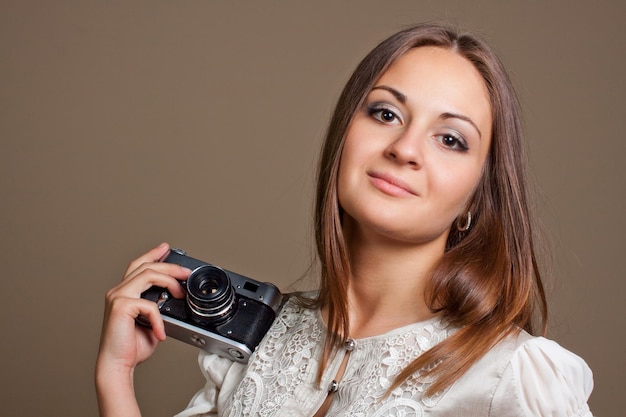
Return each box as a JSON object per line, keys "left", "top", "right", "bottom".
{"left": 96, "top": 23, "right": 593, "bottom": 416}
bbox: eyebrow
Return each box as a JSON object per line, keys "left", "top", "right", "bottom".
{"left": 371, "top": 85, "right": 407, "bottom": 103}
{"left": 371, "top": 85, "right": 482, "bottom": 139}
{"left": 441, "top": 112, "right": 482, "bottom": 139}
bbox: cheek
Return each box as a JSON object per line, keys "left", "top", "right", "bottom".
{"left": 337, "top": 131, "right": 366, "bottom": 193}
{"left": 431, "top": 162, "right": 484, "bottom": 211}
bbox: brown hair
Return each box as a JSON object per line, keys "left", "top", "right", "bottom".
{"left": 311, "top": 23, "right": 547, "bottom": 395}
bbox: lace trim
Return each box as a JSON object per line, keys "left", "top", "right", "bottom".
{"left": 221, "top": 296, "right": 455, "bottom": 417}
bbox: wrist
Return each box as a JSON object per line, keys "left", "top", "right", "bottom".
{"left": 95, "top": 361, "right": 141, "bottom": 417}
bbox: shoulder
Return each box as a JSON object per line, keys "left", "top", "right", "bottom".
{"left": 489, "top": 332, "right": 594, "bottom": 417}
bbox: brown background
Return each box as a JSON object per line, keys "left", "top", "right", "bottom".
{"left": 1, "top": 1, "right": 623, "bottom": 416}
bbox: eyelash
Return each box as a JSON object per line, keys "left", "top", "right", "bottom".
{"left": 367, "top": 104, "right": 402, "bottom": 124}
{"left": 436, "top": 133, "right": 469, "bottom": 152}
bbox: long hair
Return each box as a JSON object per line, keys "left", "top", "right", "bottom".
{"left": 312, "top": 23, "right": 547, "bottom": 395}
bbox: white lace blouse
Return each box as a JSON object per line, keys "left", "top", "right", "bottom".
{"left": 175, "top": 295, "right": 593, "bottom": 417}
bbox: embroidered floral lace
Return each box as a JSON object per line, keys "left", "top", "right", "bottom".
{"left": 221, "top": 296, "right": 455, "bottom": 416}
{"left": 177, "top": 295, "right": 593, "bottom": 417}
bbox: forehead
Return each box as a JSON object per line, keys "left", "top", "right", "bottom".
{"left": 374, "top": 46, "right": 493, "bottom": 138}
{"left": 379, "top": 46, "right": 489, "bottom": 97}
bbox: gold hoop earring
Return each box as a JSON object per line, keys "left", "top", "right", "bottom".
{"left": 456, "top": 211, "right": 472, "bottom": 232}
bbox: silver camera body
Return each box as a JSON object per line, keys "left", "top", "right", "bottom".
{"left": 140, "top": 249, "right": 283, "bottom": 363}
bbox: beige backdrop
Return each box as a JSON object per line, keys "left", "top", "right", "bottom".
{"left": 1, "top": 1, "right": 623, "bottom": 416}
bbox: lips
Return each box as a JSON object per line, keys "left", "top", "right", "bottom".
{"left": 367, "top": 171, "right": 418, "bottom": 197}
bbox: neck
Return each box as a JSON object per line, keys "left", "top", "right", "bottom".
{"left": 341, "top": 223, "right": 448, "bottom": 339}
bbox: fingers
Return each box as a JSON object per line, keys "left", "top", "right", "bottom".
{"left": 108, "top": 295, "right": 167, "bottom": 341}
{"left": 118, "top": 265, "right": 189, "bottom": 299}
{"left": 118, "top": 243, "right": 191, "bottom": 299}
{"left": 124, "top": 242, "right": 170, "bottom": 279}
{"left": 101, "top": 242, "right": 193, "bottom": 352}
{"left": 97, "top": 243, "right": 192, "bottom": 375}
{"left": 98, "top": 295, "right": 165, "bottom": 370}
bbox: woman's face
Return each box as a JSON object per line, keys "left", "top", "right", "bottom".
{"left": 337, "top": 46, "right": 492, "bottom": 248}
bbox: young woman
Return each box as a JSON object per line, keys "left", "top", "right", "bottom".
{"left": 96, "top": 23, "right": 593, "bottom": 416}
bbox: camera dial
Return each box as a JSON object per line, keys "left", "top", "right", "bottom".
{"left": 186, "top": 265, "right": 236, "bottom": 323}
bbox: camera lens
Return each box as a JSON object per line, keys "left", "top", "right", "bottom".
{"left": 186, "top": 265, "right": 236, "bottom": 323}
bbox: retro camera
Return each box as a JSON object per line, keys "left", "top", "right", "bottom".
{"left": 139, "top": 249, "right": 283, "bottom": 363}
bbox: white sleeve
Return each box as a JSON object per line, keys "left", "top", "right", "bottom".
{"left": 491, "top": 336, "right": 594, "bottom": 417}
{"left": 174, "top": 351, "right": 246, "bottom": 417}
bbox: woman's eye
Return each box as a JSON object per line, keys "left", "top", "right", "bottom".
{"left": 437, "top": 134, "right": 468, "bottom": 151}
{"left": 367, "top": 105, "right": 401, "bottom": 125}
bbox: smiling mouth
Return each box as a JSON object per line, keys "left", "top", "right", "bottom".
{"left": 367, "top": 172, "right": 418, "bottom": 197}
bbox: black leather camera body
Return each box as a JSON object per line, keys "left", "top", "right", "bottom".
{"left": 139, "top": 249, "right": 283, "bottom": 363}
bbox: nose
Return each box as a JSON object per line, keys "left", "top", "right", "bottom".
{"left": 384, "top": 129, "right": 423, "bottom": 168}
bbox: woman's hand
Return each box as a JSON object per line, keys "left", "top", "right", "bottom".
{"left": 95, "top": 243, "right": 191, "bottom": 416}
